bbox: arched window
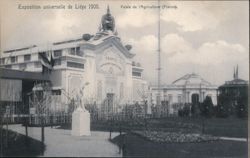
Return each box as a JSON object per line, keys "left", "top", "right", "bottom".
{"left": 120, "top": 83, "right": 124, "bottom": 99}
{"left": 109, "top": 67, "right": 114, "bottom": 74}
{"left": 97, "top": 81, "right": 102, "bottom": 100}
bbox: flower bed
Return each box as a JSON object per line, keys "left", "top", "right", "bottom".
{"left": 133, "top": 130, "right": 219, "bottom": 143}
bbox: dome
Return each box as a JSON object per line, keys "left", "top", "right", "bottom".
{"left": 172, "top": 73, "right": 211, "bottom": 86}
{"left": 94, "top": 6, "right": 116, "bottom": 40}
{"left": 101, "top": 6, "right": 115, "bottom": 32}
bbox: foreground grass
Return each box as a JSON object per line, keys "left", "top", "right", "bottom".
{"left": 133, "top": 130, "right": 219, "bottom": 143}
{"left": 111, "top": 133, "right": 248, "bottom": 158}
{"left": 0, "top": 128, "right": 45, "bottom": 157}
{"left": 148, "top": 117, "right": 248, "bottom": 138}
{"left": 59, "top": 117, "right": 247, "bottom": 138}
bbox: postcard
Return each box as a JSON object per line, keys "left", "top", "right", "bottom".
{"left": 0, "top": 0, "right": 248, "bottom": 157}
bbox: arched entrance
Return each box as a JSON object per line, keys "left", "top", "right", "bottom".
{"left": 191, "top": 93, "right": 199, "bottom": 105}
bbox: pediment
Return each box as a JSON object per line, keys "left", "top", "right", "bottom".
{"left": 96, "top": 46, "right": 126, "bottom": 76}
{"left": 80, "top": 36, "right": 135, "bottom": 59}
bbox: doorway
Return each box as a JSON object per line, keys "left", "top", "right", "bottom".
{"left": 191, "top": 93, "right": 199, "bottom": 105}
{"left": 106, "top": 93, "right": 114, "bottom": 113}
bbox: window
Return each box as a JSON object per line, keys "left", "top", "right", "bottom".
{"left": 97, "top": 81, "right": 102, "bottom": 100}
{"left": 168, "top": 94, "right": 173, "bottom": 104}
{"left": 52, "top": 90, "right": 61, "bottom": 95}
{"left": 0, "top": 58, "right": 5, "bottom": 65}
{"left": 70, "top": 47, "right": 83, "bottom": 56}
{"left": 19, "top": 63, "right": 27, "bottom": 70}
{"left": 164, "top": 94, "right": 168, "bottom": 101}
{"left": 5, "top": 65, "right": 12, "bottom": 69}
{"left": 178, "top": 95, "right": 182, "bottom": 103}
{"left": 132, "top": 71, "right": 141, "bottom": 77}
{"left": 54, "top": 59, "right": 61, "bottom": 66}
{"left": 34, "top": 61, "right": 41, "bottom": 68}
{"left": 67, "top": 62, "right": 84, "bottom": 69}
{"left": 11, "top": 56, "right": 17, "bottom": 63}
{"left": 132, "top": 61, "right": 136, "bottom": 66}
{"left": 38, "top": 52, "right": 46, "bottom": 60}
{"left": 54, "top": 50, "right": 62, "bottom": 57}
{"left": 120, "top": 83, "right": 124, "bottom": 99}
{"left": 109, "top": 67, "right": 114, "bottom": 74}
{"left": 24, "top": 54, "right": 31, "bottom": 61}
{"left": 70, "top": 48, "right": 76, "bottom": 55}
{"left": 156, "top": 95, "right": 161, "bottom": 105}
{"left": 76, "top": 47, "right": 83, "bottom": 56}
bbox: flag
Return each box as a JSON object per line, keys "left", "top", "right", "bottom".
{"left": 39, "top": 52, "right": 52, "bottom": 68}
{"left": 39, "top": 51, "right": 54, "bottom": 74}
{"left": 50, "top": 50, "right": 55, "bottom": 67}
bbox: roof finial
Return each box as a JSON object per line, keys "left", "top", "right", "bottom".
{"left": 236, "top": 64, "right": 239, "bottom": 79}
{"left": 107, "top": 5, "right": 110, "bottom": 14}
{"left": 233, "top": 66, "right": 236, "bottom": 79}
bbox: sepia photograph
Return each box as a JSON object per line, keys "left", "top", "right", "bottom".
{"left": 0, "top": 0, "right": 249, "bottom": 157}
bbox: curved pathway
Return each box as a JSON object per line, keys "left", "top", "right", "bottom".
{"left": 6, "top": 124, "right": 122, "bottom": 157}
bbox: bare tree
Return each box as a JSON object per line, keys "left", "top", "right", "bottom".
{"left": 137, "top": 87, "right": 149, "bottom": 114}
{"left": 137, "top": 86, "right": 150, "bottom": 131}
{"left": 30, "top": 82, "right": 52, "bottom": 143}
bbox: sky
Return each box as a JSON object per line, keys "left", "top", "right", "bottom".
{"left": 0, "top": 0, "right": 249, "bottom": 85}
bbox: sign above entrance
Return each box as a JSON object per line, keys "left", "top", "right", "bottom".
{"left": 97, "top": 47, "right": 125, "bottom": 76}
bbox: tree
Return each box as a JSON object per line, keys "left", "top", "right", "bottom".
{"left": 216, "top": 94, "right": 230, "bottom": 118}
{"left": 236, "top": 95, "right": 248, "bottom": 118}
{"left": 30, "top": 82, "right": 52, "bottom": 145}
{"left": 137, "top": 87, "right": 149, "bottom": 115}
{"left": 183, "top": 104, "right": 191, "bottom": 117}
{"left": 191, "top": 103, "right": 200, "bottom": 117}
{"left": 216, "top": 104, "right": 229, "bottom": 118}
{"left": 200, "top": 96, "right": 214, "bottom": 118}
{"left": 178, "top": 103, "right": 191, "bottom": 117}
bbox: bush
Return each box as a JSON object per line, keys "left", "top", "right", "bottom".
{"left": 237, "top": 103, "right": 247, "bottom": 118}
{"left": 200, "top": 96, "right": 214, "bottom": 118}
{"left": 215, "top": 104, "right": 229, "bottom": 118}
{"left": 191, "top": 103, "right": 200, "bottom": 117}
{"left": 133, "top": 130, "right": 219, "bottom": 143}
{"left": 178, "top": 104, "right": 191, "bottom": 117}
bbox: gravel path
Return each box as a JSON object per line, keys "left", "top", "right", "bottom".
{"left": 6, "top": 124, "right": 122, "bottom": 157}
{"left": 219, "top": 137, "right": 247, "bottom": 142}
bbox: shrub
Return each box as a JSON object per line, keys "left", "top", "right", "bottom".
{"left": 215, "top": 104, "right": 229, "bottom": 118}
{"left": 200, "top": 96, "right": 214, "bottom": 118}
{"left": 178, "top": 104, "right": 191, "bottom": 117}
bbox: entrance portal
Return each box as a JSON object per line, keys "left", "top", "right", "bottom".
{"left": 191, "top": 94, "right": 199, "bottom": 105}
{"left": 106, "top": 93, "right": 114, "bottom": 113}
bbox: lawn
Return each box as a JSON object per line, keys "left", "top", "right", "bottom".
{"left": 111, "top": 133, "right": 248, "bottom": 158}
{"left": 60, "top": 116, "right": 248, "bottom": 138}
{"left": 0, "top": 128, "right": 45, "bottom": 157}
{"left": 146, "top": 117, "right": 248, "bottom": 138}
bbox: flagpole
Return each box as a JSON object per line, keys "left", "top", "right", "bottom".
{"left": 157, "top": 0, "right": 161, "bottom": 106}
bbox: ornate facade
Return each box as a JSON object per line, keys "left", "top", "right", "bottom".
{"left": 0, "top": 7, "right": 148, "bottom": 114}
{"left": 150, "top": 73, "right": 218, "bottom": 115}
{"left": 217, "top": 66, "right": 248, "bottom": 117}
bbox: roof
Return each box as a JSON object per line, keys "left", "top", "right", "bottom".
{"left": 0, "top": 68, "right": 50, "bottom": 81}
{"left": 1, "top": 34, "right": 135, "bottom": 59}
{"left": 172, "top": 73, "right": 211, "bottom": 86}
{"left": 220, "top": 78, "right": 248, "bottom": 88}
{"left": 149, "top": 73, "right": 217, "bottom": 90}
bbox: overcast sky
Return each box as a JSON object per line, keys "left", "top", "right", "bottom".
{"left": 0, "top": 0, "right": 249, "bottom": 85}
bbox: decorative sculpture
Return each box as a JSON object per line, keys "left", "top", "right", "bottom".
{"left": 71, "top": 82, "right": 90, "bottom": 136}
{"left": 101, "top": 6, "right": 115, "bottom": 32}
